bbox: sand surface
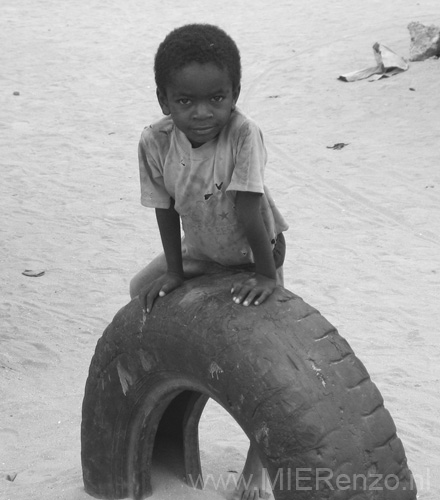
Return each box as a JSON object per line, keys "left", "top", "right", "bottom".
{"left": 1, "top": 0, "right": 439, "bottom": 499}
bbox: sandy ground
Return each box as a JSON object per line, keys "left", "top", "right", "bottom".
{"left": 1, "top": 0, "right": 439, "bottom": 499}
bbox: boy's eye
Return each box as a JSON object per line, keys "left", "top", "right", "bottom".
{"left": 178, "top": 98, "right": 191, "bottom": 105}
{"left": 212, "top": 96, "right": 224, "bottom": 102}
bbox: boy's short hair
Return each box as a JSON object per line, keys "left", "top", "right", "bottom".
{"left": 154, "top": 24, "right": 241, "bottom": 93}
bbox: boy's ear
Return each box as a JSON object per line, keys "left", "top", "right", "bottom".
{"left": 231, "top": 85, "right": 241, "bottom": 111}
{"left": 156, "top": 88, "right": 171, "bottom": 115}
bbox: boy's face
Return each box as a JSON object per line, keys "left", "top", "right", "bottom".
{"left": 157, "top": 62, "right": 240, "bottom": 148}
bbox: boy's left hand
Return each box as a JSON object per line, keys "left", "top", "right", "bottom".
{"left": 231, "top": 273, "right": 277, "bottom": 307}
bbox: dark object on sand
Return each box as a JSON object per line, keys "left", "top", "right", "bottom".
{"left": 22, "top": 269, "right": 45, "bottom": 277}
{"left": 81, "top": 272, "right": 417, "bottom": 500}
{"left": 408, "top": 21, "right": 440, "bottom": 61}
{"left": 327, "top": 142, "right": 349, "bottom": 150}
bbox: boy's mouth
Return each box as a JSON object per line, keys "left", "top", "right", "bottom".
{"left": 192, "top": 126, "right": 215, "bottom": 135}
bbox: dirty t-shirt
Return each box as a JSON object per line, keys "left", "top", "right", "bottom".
{"left": 138, "top": 108, "right": 288, "bottom": 266}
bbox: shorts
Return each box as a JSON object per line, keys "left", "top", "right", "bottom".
{"left": 272, "top": 232, "right": 286, "bottom": 269}
{"left": 232, "top": 232, "right": 286, "bottom": 272}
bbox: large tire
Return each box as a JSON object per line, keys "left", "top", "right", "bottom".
{"left": 81, "top": 272, "right": 417, "bottom": 500}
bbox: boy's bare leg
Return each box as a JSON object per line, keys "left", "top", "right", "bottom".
{"left": 231, "top": 443, "right": 271, "bottom": 500}
{"left": 129, "top": 252, "right": 167, "bottom": 299}
{"left": 276, "top": 266, "right": 284, "bottom": 287}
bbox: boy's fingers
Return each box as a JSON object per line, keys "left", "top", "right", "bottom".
{"left": 145, "top": 284, "right": 161, "bottom": 313}
{"left": 231, "top": 276, "right": 257, "bottom": 294}
{"left": 139, "top": 289, "right": 149, "bottom": 311}
{"left": 145, "top": 280, "right": 181, "bottom": 312}
{"left": 231, "top": 285, "right": 246, "bottom": 303}
{"left": 160, "top": 281, "right": 175, "bottom": 294}
{"left": 253, "top": 289, "right": 270, "bottom": 305}
{"left": 241, "top": 290, "right": 258, "bottom": 307}
{"left": 145, "top": 294, "right": 154, "bottom": 313}
{"left": 232, "top": 286, "right": 256, "bottom": 306}
{"left": 231, "top": 280, "right": 248, "bottom": 296}
{"left": 232, "top": 286, "right": 273, "bottom": 306}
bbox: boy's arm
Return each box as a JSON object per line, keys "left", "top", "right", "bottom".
{"left": 232, "top": 190, "right": 277, "bottom": 305}
{"left": 156, "top": 199, "right": 184, "bottom": 277}
{"left": 143, "top": 199, "right": 184, "bottom": 313}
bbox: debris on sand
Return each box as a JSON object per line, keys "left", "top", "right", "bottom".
{"left": 327, "top": 143, "right": 349, "bottom": 150}
{"left": 339, "top": 43, "right": 409, "bottom": 82}
{"left": 22, "top": 269, "right": 45, "bottom": 277}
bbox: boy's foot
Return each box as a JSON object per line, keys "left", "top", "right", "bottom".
{"left": 229, "top": 444, "right": 272, "bottom": 500}
{"left": 230, "top": 474, "right": 271, "bottom": 500}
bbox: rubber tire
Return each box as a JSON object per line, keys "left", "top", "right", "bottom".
{"left": 81, "top": 271, "right": 417, "bottom": 500}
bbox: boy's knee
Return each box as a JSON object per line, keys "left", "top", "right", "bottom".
{"left": 129, "top": 276, "right": 140, "bottom": 299}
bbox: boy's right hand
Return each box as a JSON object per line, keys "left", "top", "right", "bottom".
{"left": 140, "top": 272, "right": 184, "bottom": 314}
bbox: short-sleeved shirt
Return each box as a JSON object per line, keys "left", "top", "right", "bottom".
{"left": 138, "top": 108, "right": 288, "bottom": 266}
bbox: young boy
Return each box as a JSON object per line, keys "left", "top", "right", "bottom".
{"left": 130, "top": 23, "right": 288, "bottom": 500}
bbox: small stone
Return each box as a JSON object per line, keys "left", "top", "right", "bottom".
{"left": 6, "top": 472, "right": 17, "bottom": 482}
{"left": 13, "top": 91, "right": 20, "bottom": 96}
{"left": 408, "top": 21, "right": 440, "bottom": 61}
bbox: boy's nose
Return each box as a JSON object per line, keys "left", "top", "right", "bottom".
{"left": 193, "top": 102, "right": 213, "bottom": 119}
